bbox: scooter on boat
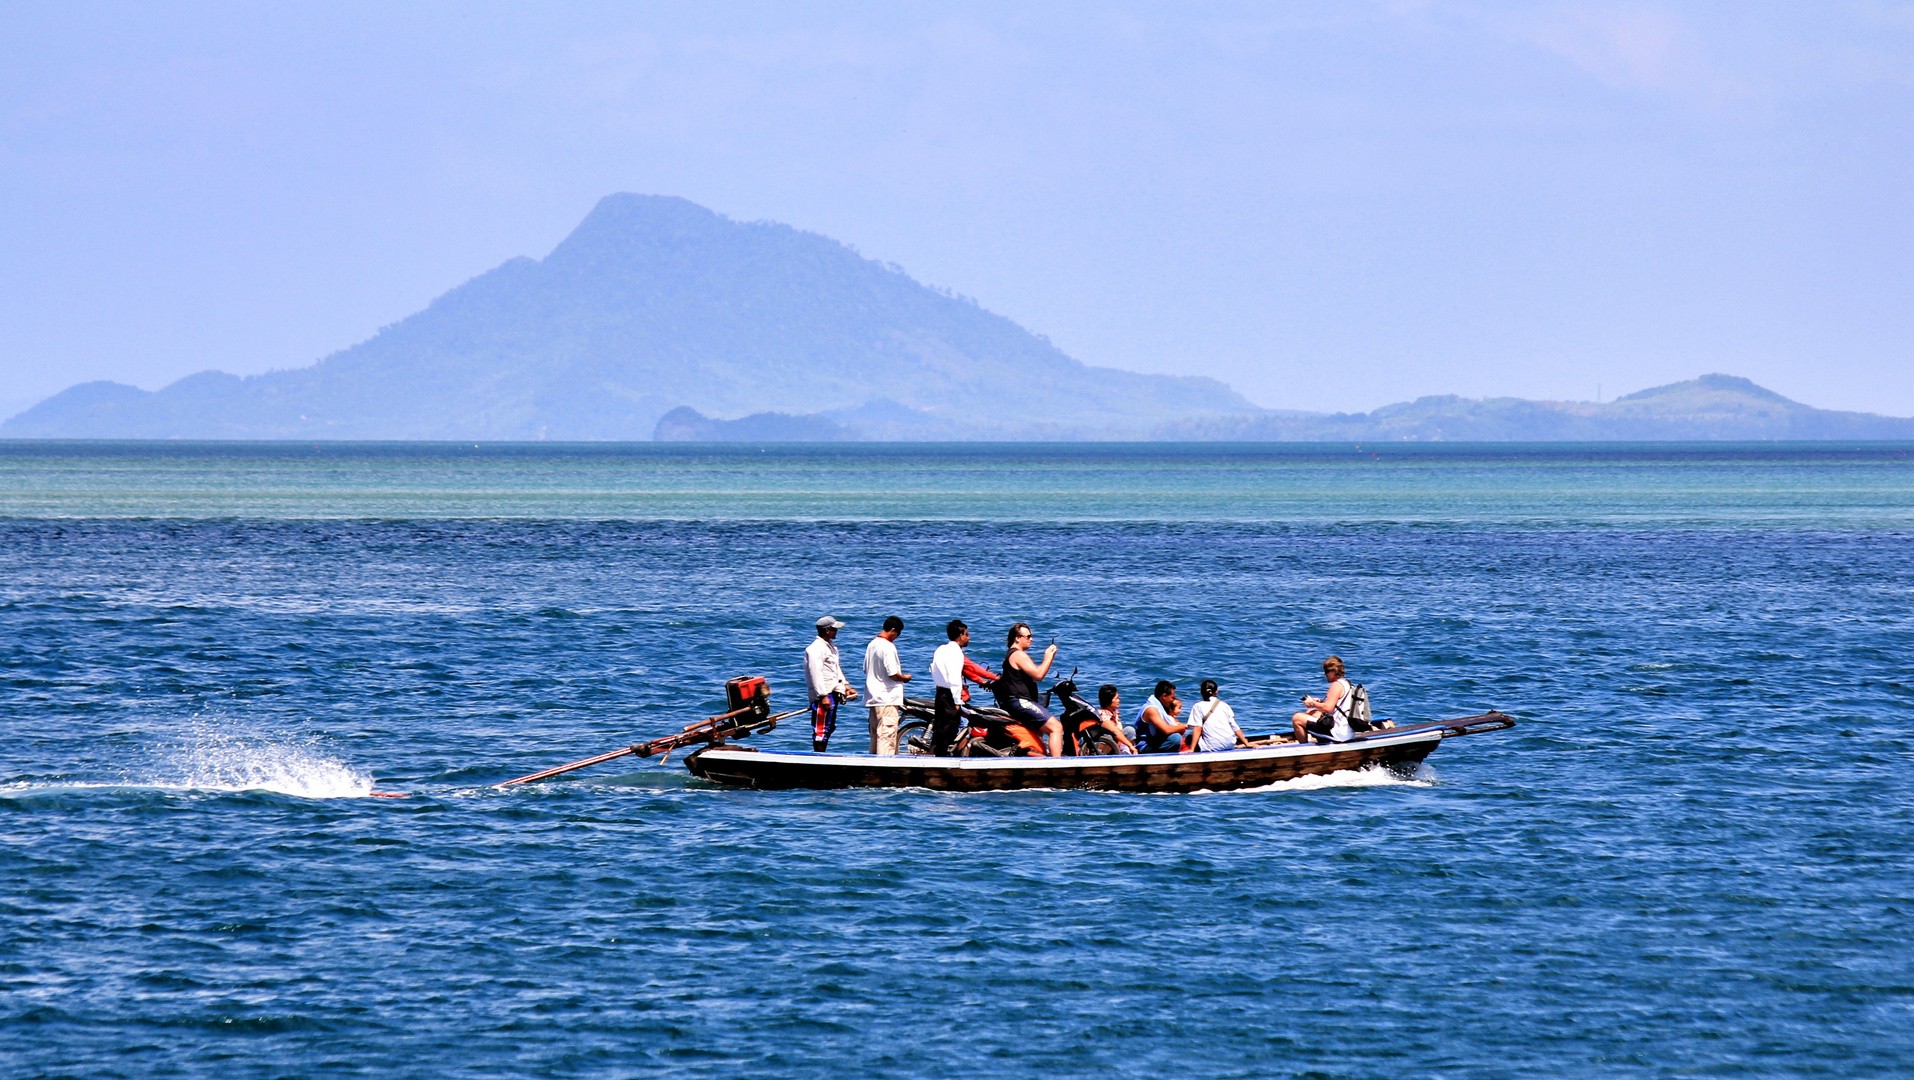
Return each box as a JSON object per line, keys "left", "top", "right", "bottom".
{"left": 898, "top": 670, "right": 1122, "bottom": 757}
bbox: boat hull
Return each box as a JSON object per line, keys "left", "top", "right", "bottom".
{"left": 685, "top": 727, "right": 1446, "bottom": 793}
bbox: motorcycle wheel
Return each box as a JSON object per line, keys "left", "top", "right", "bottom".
{"left": 898, "top": 719, "right": 933, "bottom": 756}
{"left": 1078, "top": 730, "right": 1121, "bottom": 756}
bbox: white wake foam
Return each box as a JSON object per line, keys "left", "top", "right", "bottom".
{"left": 3, "top": 728, "right": 379, "bottom": 800}
{"left": 155, "top": 736, "right": 375, "bottom": 798}
{"left": 1210, "top": 762, "right": 1437, "bottom": 795}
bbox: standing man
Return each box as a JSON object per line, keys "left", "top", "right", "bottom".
{"left": 864, "top": 616, "right": 912, "bottom": 755}
{"left": 929, "top": 620, "right": 970, "bottom": 756}
{"left": 804, "top": 616, "right": 857, "bottom": 752}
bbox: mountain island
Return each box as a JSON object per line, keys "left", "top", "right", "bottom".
{"left": 1153, "top": 374, "right": 1914, "bottom": 442}
{"left": 4, "top": 195, "right": 1246, "bottom": 441}
{"left": 5, "top": 195, "right": 1910, "bottom": 441}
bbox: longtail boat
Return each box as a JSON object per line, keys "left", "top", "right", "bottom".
{"left": 683, "top": 713, "right": 1511, "bottom": 792}
{"left": 497, "top": 676, "right": 1517, "bottom": 795}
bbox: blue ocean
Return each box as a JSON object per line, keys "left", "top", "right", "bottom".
{"left": 3, "top": 441, "right": 1911, "bottom": 1079}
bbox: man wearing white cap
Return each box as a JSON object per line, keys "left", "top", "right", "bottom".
{"left": 804, "top": 616, "right": 858, "bottom": 752}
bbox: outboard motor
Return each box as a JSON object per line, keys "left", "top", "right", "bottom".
{"left": 724, "top": 676, "right": 772, "bottom": 723}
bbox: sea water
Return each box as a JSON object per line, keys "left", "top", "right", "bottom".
{"left": 1, "top": 441, "right": 1910, "bottom": 1078}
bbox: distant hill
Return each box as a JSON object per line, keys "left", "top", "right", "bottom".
{"left": 652, "top": 397, "right": 1002, "bottom": 441}
{"left": 652, "top": 405, "right": 853, "bottom": 442}
{"left": 2, "top": 195, "right": 1252, "bottom": 441}
{"left": 1155, "top": 375, "right": 1914, "bottom": 441}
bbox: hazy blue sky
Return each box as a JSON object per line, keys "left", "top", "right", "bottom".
{"left": 4, "top": 1, "right": 1912, "bottom": 419}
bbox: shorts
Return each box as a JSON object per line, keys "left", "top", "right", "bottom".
{"left": 1001, "top": 698, "right": 1053, "bottom": 754}
{"left": 1003, "top": 697, "right": 1055, "bottom": 728}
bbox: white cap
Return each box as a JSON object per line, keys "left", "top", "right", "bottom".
{"left": 815, "top": 615, "right": 846, "bottom": 630}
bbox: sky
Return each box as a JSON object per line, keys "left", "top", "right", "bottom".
{"left": 3, "top": 1, "right": 1912, "bottom": 420}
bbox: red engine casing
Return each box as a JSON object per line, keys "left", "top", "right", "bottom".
{"left": 725, "top": 676, "right": 770, "bottom": 720}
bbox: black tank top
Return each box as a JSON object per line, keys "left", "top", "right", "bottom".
{"left": 996, "top": 650, "right": 1039, "bottom": 703}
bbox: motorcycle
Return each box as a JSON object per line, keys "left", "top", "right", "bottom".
{"left": 1050, "top": 674, "right": 1126, "bottom": 756}
{"left": 898, "top": 669, "right": 1124, "bottom": 757}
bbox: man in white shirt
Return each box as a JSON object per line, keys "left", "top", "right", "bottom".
{"left": 1187, "top": 679, "right": 1250, "bottom": 753}
{"left": 804, "top": 616, "right": 857, "bottom": 752}
{"left": 863, "top": 616, "right": 912, "bottom": 755}
{"left": 928, "top": 619, "right": 970, "bottom": 756}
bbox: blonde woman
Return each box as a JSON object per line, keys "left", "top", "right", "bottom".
{"left": 1290, "top": 656, "right": 1352, "bottom": 744}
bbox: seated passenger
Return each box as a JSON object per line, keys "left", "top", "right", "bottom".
{"left": 995, "top": 622, "right": 1065, "bottom": 756}
{"left": 1291, "top": 655, "right": 1353, "bottom": 744}
{"left": 1186, "top": 679, "right": 1250, "bottom": 752}
{"left": 1092, "top": 684, "right": 1139, "bottom": 754}
{"left": 1134, "top": 680, "right": 1188, "bottom": 753}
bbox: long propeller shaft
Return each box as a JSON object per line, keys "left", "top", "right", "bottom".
{"left": 494, "top": 707, "right": 803, "bottom": 788}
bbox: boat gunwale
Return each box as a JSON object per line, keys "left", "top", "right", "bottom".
{"left": 693, "top": 724, "right": 1447, "bottom": 772}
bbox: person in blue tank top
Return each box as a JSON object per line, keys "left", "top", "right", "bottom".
{"left": 1133, "top": 680, "right": 1188, "bottom": 753}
